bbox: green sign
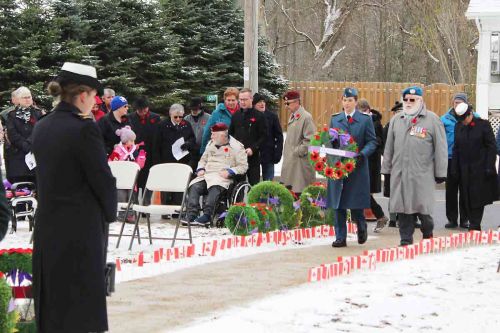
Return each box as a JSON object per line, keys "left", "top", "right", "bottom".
{"left": 206, "top": 94, "right": 218, "bottom": 102}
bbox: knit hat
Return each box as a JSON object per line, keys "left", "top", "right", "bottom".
{"left": 111, "top": 96, "right": 128, "bottom": 112}
{"left": 189, "top": 97, "right": 203, "bottom": 109}
{"left": 115, "top": 126, "right": 136, "bottom": 143}
{"left": 402, "top": 86, "right": 423, "bottom": 98}
{"left": 452, "top": 92, "right": 468, "bottom": 104}
{"left": 211, "top": 122, "right": 228, "bottom": 132}
{"left": 252, "top": 93, "right": 266, "bottom": 106}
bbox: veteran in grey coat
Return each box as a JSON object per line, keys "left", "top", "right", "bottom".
{"left": 381, "top": 86, "right": 448, "bottom": 246}
{"left": 328, "top": 88, "right": 377, "bottom": 248}
{"left": 280, "top": 90, "right": 317, "bottom": 194}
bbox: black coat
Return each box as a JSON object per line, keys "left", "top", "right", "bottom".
{"left": 31, "top": 102, "right": 117, "bottom": 333}
{"left": 260, "top": 109, "right": 284, "bottom": 164}
{"left": 5, "top": 106, "right": 43, "bottom": 181}
{"left": 451, "top": 118, "right": 498, "bottom": 209}
{"left": 153, "top": 119, "right": 196, "bottom": 167}
{"left": 368, "top": 110, "right": 383, "bottom": 193}
{"left": 128, "top": 111, "right": 161, "bottom": 188}
{"left": 0, "top": 171, "right": 10, "bottom": 241}
{"left": 97, "top": 112, "right": 130, "bottom": 155}
{"left": 228, "top": 108, "right": 267, "bottom": 166}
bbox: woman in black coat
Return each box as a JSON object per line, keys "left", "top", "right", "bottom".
{"left": 451, "top": 103, "right": 498, "bottom": 231}
{"left": 358, "top": 99, "right": 387, "bottom": 232}
{"left": 31, "top": 62, "right": 117, "bottom": 333}
{"left": 154, "top": 104, "right": 195, "bottom": 208}
{"left": 4, "top": 87, "right": 44, "bottom": 184}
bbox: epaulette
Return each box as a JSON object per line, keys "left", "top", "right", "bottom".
{"left": 331, "top": 112, "right": 341, "bottom": 117}
{"left": 359, "top": 112, "right": 370, "bottom": 117}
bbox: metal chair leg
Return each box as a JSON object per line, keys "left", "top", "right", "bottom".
{"left": 147, "top": 214, "right": 152, "bottom": 245}
{"left": 128, "top": 212, "right": 141, "bottom": 251}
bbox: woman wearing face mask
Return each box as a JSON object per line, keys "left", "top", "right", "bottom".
{"left": 5, "top": 86, "right": 44, "bottom": 184}
{"left": 200, "top": 87, "right": 240, "bottom": 155}
{"left": 450, "top": 102, "right": 498, "bottom": 231}
{"left": 31, "top": 62, "right": 117, "bottom": 333}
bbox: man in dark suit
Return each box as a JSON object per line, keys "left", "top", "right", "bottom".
{"left": 229, "top": 88, "right": 267, "bottom": 185}
{"left": 327, "top": 87, "right": 377, "bottom": 248}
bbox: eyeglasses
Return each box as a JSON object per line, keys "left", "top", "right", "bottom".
{"left": 173, "top": 115, "right": 183, "bottom": 119}
{"left": 285, "top": 100, "right": 298, "bottom": 106}
{"left": 403, "top": 98, "right": 416, "bottom": 102}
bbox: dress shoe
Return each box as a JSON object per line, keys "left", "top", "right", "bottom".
{"left": 445, "top": 221, "right": 458, "bottom": 229}
{"left": 331, "top": 239, "right": 347, "bottom": 247}
{"left": 459, "top": 221, "right": 469, "bottom": 229}
{"left": 357, "top": 228, "right": 367, "bottom": 244}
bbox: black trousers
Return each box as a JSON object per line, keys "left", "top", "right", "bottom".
{"left": 445, "top": 161, "right": 467, "bottom": 224}
{"left": 467, "top": 206, "right": 484, "bottom": 231}
{"left": 246, "top": 158, "right": 261, "bottom": 186}
{"left": 398, "top": 213, "right": 434, "bottom": 245}
{"left": 186, "top": 181, "right": 225, "bottom": 218}
{"left": 370, "top": 195, "right": 385, "bottom": 219}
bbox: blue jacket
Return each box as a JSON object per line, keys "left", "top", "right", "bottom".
{"left": 441, "top": 109, "right": 480, "bottom": 159}
{"left": 326, "top": 111, "right": 377, "bottom": 210}
{"left": 200, "top": 103, "right": 233, "bottom": 155}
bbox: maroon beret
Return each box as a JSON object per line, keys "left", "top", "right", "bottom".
{"left": 283, "top": 90, "right": 300, "bottom": 101}
{"left": 211, "top": 122, "right": 229, "bottom": 132}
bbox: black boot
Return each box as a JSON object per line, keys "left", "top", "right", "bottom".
{"left": 445, "top": 221, "right": 458, "bottom": 229}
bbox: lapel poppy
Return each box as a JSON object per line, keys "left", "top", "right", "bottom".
{"left": 223, "top": 147, "right": 229, "bottom": 153}
{"left": 295, "top": 113, "right": 301, "bottom": 120}
{"left": 411, "top": 117, "right": 417, "bottom": 124}
{"left": 470, "top": 121, "right": 475, "bottom": 127}
{"left": 250, "top": 117, "right": 256, "bottom": 123}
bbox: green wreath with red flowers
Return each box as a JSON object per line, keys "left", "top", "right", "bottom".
{"left": 308, "top": 126, "right": 359, "bottom": 180}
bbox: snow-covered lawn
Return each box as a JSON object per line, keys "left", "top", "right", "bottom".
{"left": 171, "top": 245, "right": 500, "bottom": 333}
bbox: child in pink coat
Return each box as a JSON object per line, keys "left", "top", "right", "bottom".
{"left": 108, "top": 126, "right": 146, "bottom": 169}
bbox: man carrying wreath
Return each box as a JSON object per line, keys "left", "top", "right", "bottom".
{"left": 328, "top": 87, "right": 377, "bottom": 247}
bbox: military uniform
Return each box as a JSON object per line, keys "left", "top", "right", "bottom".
{"left": 32, "top": 101, "right": 117, "bottom": 333}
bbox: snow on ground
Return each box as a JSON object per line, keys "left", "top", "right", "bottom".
{"left": 171, "top": 245, "right": 500, "bottom": 333}
{"left": 0, "top": 218, "right": 360, "bottom": 284}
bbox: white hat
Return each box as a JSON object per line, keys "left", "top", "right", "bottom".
{"left": 56, "top": 62, "right": 102, "bottom": 94}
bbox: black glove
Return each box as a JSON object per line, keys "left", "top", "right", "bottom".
{"left": 435, "top": 177, "right": 446, "bottom": 184}
{"left": 180, "top": 142, "right": 190, "bottom": 151}
{"left": 356, "top": 153, "right": 364, "bottom": 164}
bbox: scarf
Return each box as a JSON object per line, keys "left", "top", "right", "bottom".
{"left": 226, "top": 104, "right": 240, "bottom": 115}
{"left": 15, "top": 107, "right": 32, "bottom": 123}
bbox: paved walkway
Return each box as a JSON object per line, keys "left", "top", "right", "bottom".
{"left": 107, "top": 227, "right": 453, "bottom": 332}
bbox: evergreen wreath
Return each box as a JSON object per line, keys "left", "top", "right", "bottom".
{"left": 308, "top": 126, "right": 359, "bottom": 180}
{"left": 247, "top": 181, "right": 295, "bottom": 230}
{"left": 249, "top": 203, "right": 278, "bottom": 233}
{"left": 224, "top": 203, "right": 261, "bottom": 236}
{"left": 0, "top": 249, "right": 32, "bottom": 275}
{"left": 299, "top": 184, "right": 328, "bottom": 228}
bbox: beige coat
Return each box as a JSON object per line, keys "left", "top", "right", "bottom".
{"left": 191, "top": 136, "right": 248, "bottom": 189}
{"left": 281, "top": 106, "right": 316, "bottom": 193}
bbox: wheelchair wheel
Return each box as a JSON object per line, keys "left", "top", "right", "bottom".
{"left": 231, "top": 181, "right": 251, "bottom": 205}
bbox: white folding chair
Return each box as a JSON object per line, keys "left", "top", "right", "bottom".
{"left": 129, "top": 163, "right": 193, "bottom": 250}
{"left": 108, "top": 161, "right": 141, "bottom": 248}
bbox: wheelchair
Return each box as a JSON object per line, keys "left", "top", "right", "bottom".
{"left": 210, "top": 176, "right": 251, "bottom": 227}
{"left": 180, "top": 175, "right": 251, "bottom": 228}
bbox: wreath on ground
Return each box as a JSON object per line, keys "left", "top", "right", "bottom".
{"left": 299, "top": 184, "right": 328, "bottom": 228}
{"left": 247, "top": 181, "right": 295, "bottom": 230}
{"left": 224, "top": 203, "right": 261, "bottom": 236}
{"left": 249, "top": 203, "right": 278, "bottom": 233}
{"left": 308, "top": 126, "right": 359, "bottom": 180}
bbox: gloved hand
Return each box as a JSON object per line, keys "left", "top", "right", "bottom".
{"left": 435, "top": 177, "right": 446, "bottom": 184}
{"left": 356, "top": 153, "right": 364, "bottom": 164}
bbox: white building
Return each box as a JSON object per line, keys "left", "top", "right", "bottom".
{"left": 466, "top": 0, "right": 500, "bottom": 118}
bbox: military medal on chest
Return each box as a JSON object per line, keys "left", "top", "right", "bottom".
{"left": 410, "top": 126, "right": 427, "bottom": 138}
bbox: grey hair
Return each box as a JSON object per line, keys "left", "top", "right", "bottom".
{"left": 358, "top": 98, "right": 370, "bottom": 110}
{"left": 169, "top": 103, "right": 185, "bottom": 115}
{"left": 16, "top": 86, "right": 31, "bottom": 98}
{"left": 103, "top": 88, "right": 115, "bottom": 96}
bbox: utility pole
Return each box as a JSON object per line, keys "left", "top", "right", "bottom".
{"left": 244, "top": 0, "right": 259, "bottom": 93}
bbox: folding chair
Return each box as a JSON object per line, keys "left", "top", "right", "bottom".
{"left": 108, "top": 161, "right": 141, "bottom": 248}
{"left": 129, "top": 163, "right": 193, "bottom": 250}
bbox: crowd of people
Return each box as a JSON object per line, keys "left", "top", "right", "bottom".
{"left": 1, "top": 61, "right": 500, "bottom": 332}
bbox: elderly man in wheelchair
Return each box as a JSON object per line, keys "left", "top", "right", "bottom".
{"left": 182, "top": 122, "right": 248, "bottom": 227}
